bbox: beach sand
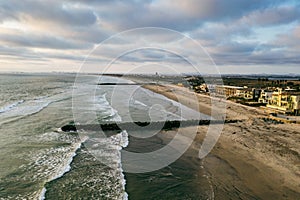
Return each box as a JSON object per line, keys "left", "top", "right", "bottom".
{"left": 140, "top": 84, "right": 300, "bottom": 199}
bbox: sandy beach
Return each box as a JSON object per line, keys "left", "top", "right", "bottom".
{"left": 143, "top": 84, "right": 300, "bottom": 199}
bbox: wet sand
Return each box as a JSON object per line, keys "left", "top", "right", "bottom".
{"left": 141, "top": 84, "right": 300, "bottom": 200}
{"left": 124, "top": 128, "right": 214, "bottom": 200}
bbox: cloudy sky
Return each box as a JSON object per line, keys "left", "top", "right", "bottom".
{"left": 0, "top": 0, "right": 299, "bottom": 74}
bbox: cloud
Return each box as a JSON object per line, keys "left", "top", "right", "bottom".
{"left": 0, "top": 46, "right": 35, "bottom": 58}
{"left": 89, "top": 0, "right": 284, "bottom": 31}
{"left": 0, "top": 31, "right": 91, "bottom": 50}
{"left": 0, "top": 0, "right": 97, "bottom": 26}
{"left": 0, "top": 0, "right": 299, "bottom": 73}
{"left": 274, "top": 25, "right": 300, "bottom": 48}
{"left": 239, "top": 5, "right": 300, "bottom": 26}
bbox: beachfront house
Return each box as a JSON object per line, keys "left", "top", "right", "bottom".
{"left": 214, "top": 85, "right": 262, "bottom": 102}
{"left": 258, "top": 90, "right": 273, "bottom": 104}
{"left": 266, "top": 88, "right": 300, "bottom": 115}
{"left": 236, "top": 87, "right": 261, "bottom": 101}
{"left": 215, "top": 85, "right": 244, "bottom": 97}
{"left": 290, "top": 95, "right": 300, "bottom": 115}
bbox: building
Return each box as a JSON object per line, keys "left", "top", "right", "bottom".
{"left": 214, "top": 85, "right": 244, "bottom": 97}
{"left": 290, "top": 95, "right": 300, "bottom": 115}
{"left": 266, "top": 88, "right": 300, "bottom": 115}
{"left": 252, "top": 89, "right": 262, "bottom": 101}
{"left": 194, "top": 83, "right": 208, "bottom": 93}
{"left": 242, "top": 88, "right": 253, "bottom": 100}
{"left": 237, "top": 87, "right": 261, "bottom": 101}
{"left": 258, "top": 90, "right": 273, "bottom": 104}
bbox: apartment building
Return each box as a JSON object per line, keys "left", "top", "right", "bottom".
{"left": 267, "top": 88, "right": 300, "bottom": 115}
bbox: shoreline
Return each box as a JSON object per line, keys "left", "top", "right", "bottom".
{"left": 124, "top": 127, "right": 216, "bottom": 199}
{"left": 143, "top": 84, "right": 300, "bottom": 199}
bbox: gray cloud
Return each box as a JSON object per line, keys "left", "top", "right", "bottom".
{"left": 0, "top": 32, "right": 91, "bottom": 49}
{"left": 0, "top": 0, "right": 97, "bottom": 26}
{"left": 90, "top": 0, "right": 284, "bottom": 31}
{"left": 0, "top": 46, "right": 34, "bottom": 57}
{"left": 240, "top": 5, "right": 300, "bottom": 26}
{"left": 0, "top": 0, "right": 299, "bottom": 73}
{"left": 212, "top": 41, "right": 300, "bottom": 66}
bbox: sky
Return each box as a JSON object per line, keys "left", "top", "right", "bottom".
{"left": 0, "top": 0, "right": 299, "bottom": 74}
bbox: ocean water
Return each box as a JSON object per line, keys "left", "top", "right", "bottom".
{"left": 0, "top": 73, "right": 211, "bottom": 199}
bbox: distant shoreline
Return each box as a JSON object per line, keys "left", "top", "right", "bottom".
{"left": 0, "top": 72, "right": 299, "bottom": 80}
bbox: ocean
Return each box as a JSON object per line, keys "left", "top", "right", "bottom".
{"left": 0, "top": 73, "right": 212, "bottom": 199}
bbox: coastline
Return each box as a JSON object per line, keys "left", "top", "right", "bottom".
{"left": 124, "top": 127, "right": 215, "bottom": 199}
{"left": 142, "top": 84, "right": 300, "bottom": 199}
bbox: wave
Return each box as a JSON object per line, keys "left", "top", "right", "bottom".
{"left": 51, "top": 142, "right": 83, "bottom": 179}
{"left": 119, "top": 130, "right": 129, "bottom": 200}
{"left": 0, "top": 92, "right": 73, "bottom": 126}
{"left": 0, "top": 100, "right": 24, "bottom": 113}
{"left": 132, "top": 99, "right": 148, "bottom": 107}
{"left": 97, "top": 95, "right": 129, "bottom": 199}
{"left": 0, "top": 100, "right": 53, "bottom": 126}
{"left": 88, "top": 130, "right": 129, "bottom": 200}
{"left": 38, "top": 188, "right": 46, "bottom": 200}
{"left": 85, "top": 91, "right": 129, "bottom": 199}
{"left": 40, "top": 90, "right": 129, "bottom": 199}
{"left": 96, "top": 94, "right": 122, "bottom": 122}
{"left": 39, "top": 137, "right": 88, "bottom": 200}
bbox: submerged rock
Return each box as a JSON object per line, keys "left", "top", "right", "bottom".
{"left": 61, "top": 124, "right": 77, "bottom": 132}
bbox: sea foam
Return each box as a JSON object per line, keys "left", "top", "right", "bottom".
{"left": 0, "top": 100, "right": 24, "bottom": 113}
